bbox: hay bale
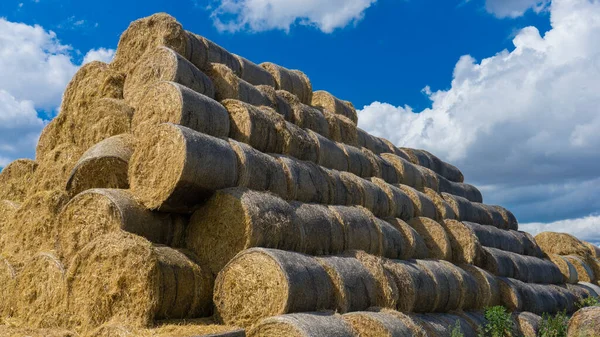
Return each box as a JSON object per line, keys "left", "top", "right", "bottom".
{"left": 380, "top": 154, "right": 424, "bottom": 190}
{"left": 307, "top": 130, "right": 349, "bottom": 172}
{"left": 317, "top": 256, "right": 378, "bottom": 313}
{"left": 398, "top": 185, "right": 438, "bottom": 220}
{"left": 374, "top": 217, "right": 407, "bottom": 259}
{"left": 207, "top": 63, "right": 272, "bottom": 106}
{"left": 460, "top": 264, "right": 501, "bottom": 308}
{"left": 407, "top": 217, "right": 452, "bottom": 261}
{"left": 67, "top": 232, "right": 213, "bottom": 329}
{"left": 13, "top": 252, "right": 67, "bottom": 328}
{"left": 196, "top": 36, "right": 242, "bottom": 75}
{"left": 280, "top": 122, "right": 319, "bottom": 163}
{"left": 150, "top": 319, "right": 245, "bottom": 337}
{"left": 73, "top": 98, "right": 133, "bottom": 150}
{"left": 248, "top": 312, "right": 355, "bottom": 337}
{"left": 371, "top": 178, "right": 414, "bottom": 221}
{"left": 124, "top": 47, "right": 214, "bottom": 109}
{"left": 584, "top": 242, "right": 600, "bottom": 258}
{"left": 440, "top": 219, "right": 483, "bottom": 264}
{"left": 357, "top": 129, "right": 390, "bottom": 154}
{"left": 234, "top": 55, "right": 276, "bottom": 87}
{"left": 479, "top": 203, "right": 509, "bottom": 229}
{"left": 435, "top": 314, "right": 479, "bottom": 337}
{"left": 564, "top": 255, "right": 595, "bottom": 283}
{"left": 463, "top": 222, "right": 524, "bottom": 255}
{"left": 384, "top": 218, "right": 429, "bottom": 259}
{"left": 134, "top": 81, "right": 229, "bottom": 138}
{"left": 28, "top": 144, "right": 83, "bottom": 195}
{"left": 548, "top": 254, "right": 580, "bottom": 284}
{"left": 292, "top": 202, "right": 345, "bottom": 256}
{"left": 261, "top": 63, "right": 312, "bottom": 104}
{"left": 185, "top": 188, "right": 301, "bottom": 275}
{"left": 514, "top": 312, "right": 542, "bottom": 337}
{"left": 437, "top": 175, "right": 482, "bottom": 203}
{"left": 493, "top": 205, "right": 519, "bottom": 231}
{"left": 586, "top": 256, "right": 600, "bottom": 284}
{"left": 329, "top": 205, "right": 381, "bottom": 255}
{"left": 0, "top": 200, "right": 18, "bottom": 251}
{"left": 312, "top": 91, "right": 357, "bottom": 124}
{"left": 371, "top": 309, "right": 428, "bottom": 337}
{"left": 384, "top": 259, "right": 437, "bottom": 313}
{"left": 510, "top": 254, "right": 566, "bottom": 284}
{"left": 229, "top": 140, "right": 288, "bottom": 199}
{"left": 0, "top": 256, "right": 16, "bottom": 318}
{"left": 330, "top": 166, "right": 367, "bottom": 206}
{"left": 224, "top": 99, "right": 286, "bottom": 153}
{"left": 321, "top": 109, "right": 358, "bottom": 146}
{"left": 455, "top": 311, "right": 487, "bottom": 334}
{"left": 442, "top": 193, "right": 501, "bottom": 228}
{"left": 417, "top": 167, "right": 439, "bottom": 192}
{"left": 535, "top": 232, "right": 592, "bottom": 257}
{"left": 338, "top": 173, "right": 392, "bottom": 217}
{"left": 409, "top": 313, "right": 451, "bottom": 337}
{"left": 214, "top": 248, "right": 335, "bottom": 327}
{"left": 424, "top": 188, "right": 457, "bottom": 220}
{"left": 0, "top": 326, "right": 74, "bottom": 337}
{"left": 579, "top": 282, "right": 600, "bottom": 297}
{"left": 0, "top": 159, "right": 37, "bottom": 203}
{"left": 342, "top": 311, "right": 413, "bottom": 337}
{"left": 402, "top": 148, "right": 464, "bottom": 183}
{"left": 277, "top": 155, "right": 331, "bottom": 204}
{"left": 441, "top": 261, "right": 480, "bottom": 310}
{"left": 416, "top": 259, "right": 463, "bottom": 312}
{"left": 567, "top": 306, "right": 600, "bottom": 337}
{"left": 66, "top": 134, "right": 135, "bottom": 197}
{"left": 56, "top": 188, "right": 186, "bottom": 262}
{"left": 36, "top": 117, "right": 66, "bottom": 161}
{"left": 275, "top": 90, "right": 330, "bottom": 137}
{"left": 496, "top": 277, "right": 524, "bottom": 311}
{"left": 344, "top": 251, "right": 399, "bottom": 309}
{"left": 341, "top": 144, "right": 374, "bottom": 178}
{"left": 129, "top": 123, "right": 238, "bottom": 212}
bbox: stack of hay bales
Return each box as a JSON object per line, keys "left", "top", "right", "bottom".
{"left": 0, "top": 12, "right": 598, "bottom": 337}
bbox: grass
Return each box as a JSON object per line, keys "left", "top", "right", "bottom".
{"left": 479, "top": 306, "right": 513, "bottom": 337}
{"left": 538, "top": 311, "right": 569, "bottom": 337}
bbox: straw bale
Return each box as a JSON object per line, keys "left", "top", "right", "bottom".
{"left": 371, "top": 309, "right": 428, "bottom": 337}
{"left": 185, "top": 188, "right": 301, "bottom": 275}
{"left": 36, "top": 117, "right": 66, "bottom": 161}
{"left": 460, "top": 264, "right": 501, "bottom": 308}
{"left": 585, "top": 242, "right": 600, "bottom": 258}
{"left": 441, "top": 261, "right": 480, "bottom": 310}
{"left": 280, "top": 122, "right": 319, "bottom": 162}
{"left": 384, "top": 217, "right": 429, "bottom": 259}
{"left": 357, "top": 129, "right": 391, "bottom": 155}
{"left": 307, "top": 130, "right": 349, "bottom": 172}
{"left": 329, "top": 205, "right": 381, "bottom": 255}
{"left": 322, "top": 109, "right": 358, "bottom": 145}
{"left": 13, "top": 252, "right": 67, "bottom": 328}
{"left": 417, "top": 166, "right": 439, "bottom": 192}
{"left": 408, "top": 217, "right": 452, "bottom": 261}
{"left": 564, "top": 255, "right": 595, "bottom": 283}
{"left": 277, "top": 156, "right": 331, "bottom": 203}
{"left": 565, "top": 283, "right": 596, "bottom": 302}
{"left": 0, "top": 200, "right": 18, "bottom": 250}
{"left": 194, "top": 36, "right": 241, "bottom": 75}
{"left": 383, "top": 259, "right": 437, "bottom": 312}
{"left": 224, "top": 99, "right": 286, "bottom": 153}
{"left": 134, "top": 81, "right": 229, "bottom": 138}
{"left": 276, "top": 90, "right": 330, "bottom": 137}
{"left": 579, "top": 281, "right": 600, "bottom": 297}
{"left": 374, "top": 217, "right": 407, "bottom": 259}
{"left": 0, "top": 256, "right": 16, "bottom": 318}
{"left": 229, "top": 140, "right": 288, "bottom": 198}
{"left": 344, "top": 251, "right": 399, "bottom": 309}
{"left": 248, "top": 312, "right": 355, "bottom": 337}
{"left": 330, "top": 171, "right": 364, "bottom": 208}
{"left": 548, "top": 254, "right": 580, "bottom": 284}
{"left": 214, "top": 248, "right": 335, "bottom": 327}
{"left": 397, "top": 184, "right": 438, "bottom": 220}
{"left": 371, "top": 178, "right": 414, "bottom": 221}
{"left": 56, "top": 188, "right": 186, "bottom": 262}
{"left": 587, "top": 256, "right": 600, "bottom": 284}
{"left": 207, "top": 63, "right": 272, "bottom": 106}
{"left": 436, "top": 314, "right": 479, "bottom": 337}
{"left": 441, "top": 219, "right": 483, "bottom": 264}
{"left": 341, "top": 144, "right": 374, "bottom": 178}
{"left": 29, "top": 143, "right": 84, "bottom": 196}
{"left": 379, "top": 138, "right": 398, "bottom": 154}
{"left": 312, "top": 91, "right": 358, "bottom": 124}
{"left": 514, "top": 312, "right": 542, "bottom": 337}
{"left": 416, "top": 259, "right": 463, "bottom": 312}
{"left": 402, "top": 148, "right": 464, "bottom": 183}
{"left": 492, "top": 205, "right": 519, "bottom": 230}
{"left": 408, "top": 313, "right": 450, "bottom": 337}
{"left": 424, "top": 188, "right": 457, "bottom": 220}
{"left": 437, "top": 175, "right": 482, "bottom": 203}
{"left": 67, "top": 232, "right": 213, "bottom": 329}
{"left": 442, "top": 193, "right": 498, "bottom": 228}
{"left": 235, "top": 55, "right": 276, "bottom": 87}
{"left": 342, "top": 311, "right": 413, "bottom": 337}
{"left": 567, "top": 306, "right": 600, "bottom": 337}
{"left": 380, "top": 154, "right": 424, "bottom": 190}
{"left": 151, "top": 321, "right": 245, "bottom": 337}
{"left": 0, "top": 159, "right": 37, "bottom": 203}
{"left": 496, "top": 277, "right": 524, "bottom": 311}
{"left": 479, "top": 203, "right": 509, "bottom": 229}
{"left": 73, "top": 98, "right": 133, "bottom": 150}
{"left": 292, "top": 202, "right": 344, "bottom": 256}
{"left": 124, "top": 47, "right": 214, "bottom": 109}
{"left": 129, "top": 123, "right": 238, "bottom": 212}
{"left": 463, "top": 221, "right": 524, "bottom": 254}
{"left": 317, "top": 256, "right": 378, "bottom": 313}
{"left": 66, "top": 134, "right": 135, "bottom": 197}
{"left": 0, "top": 326, "right": 74, "bottom": 337}
{"left": 361, "top": 149, "right": 383, "bottom": 179}
{"left": 535, "top": 232, "right": 593, "bottom": 257}
{"left": 455, "top": 311, "right": 487, "bottom": 333}
{"left": 260, "top": 63, "right": 312, "bottom": 104}
{"left": 83, "top": 323, "right": 139, "bottom": 337}
{"left": 340, "top": 173, "right": 392, "bottom": 217}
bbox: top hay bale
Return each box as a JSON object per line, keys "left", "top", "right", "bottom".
{"left": 312, "top": 91, "right": 358, "bottom": 125}
{"left": 535, "top": 232, "right": 593, "bottom": 257}
{"left": 248, "top": 312, "right": 356, "bottom": 337}
{"left": 567, "top": 306, "right": 600, "bottom": 337}
{"left": 0, "top": 159, "right": 37, "bottom": 203}
{"left": 260, "top": 62, "right": 312, "bottom": 104}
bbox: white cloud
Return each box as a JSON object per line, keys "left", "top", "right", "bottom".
{"left": 521, "top": 214, "right": 600, "bottom": 245}
{"left": 82, "top": 48, "right": 115, "bottom": 65}
{"left": 210, "top": 0, "right": 377, "bottom": 33}
{"left": 485, "top": 0, "right": 550, "bottom": 18}
{"left": 0, "top": 90, "right": 45, "bottom": 162}
{"left": 358, "top": 0, "right": 600, "bottom": 235}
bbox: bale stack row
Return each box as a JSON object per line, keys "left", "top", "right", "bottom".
{"left": 0, "top": 12, "right": 598, "bottom": 337}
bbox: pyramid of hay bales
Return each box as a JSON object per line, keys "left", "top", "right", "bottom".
{"left": 0, "top": 12, "right": 599, "bottom": 337}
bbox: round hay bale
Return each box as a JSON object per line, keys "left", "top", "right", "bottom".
{"left": 207, "top": 63, "right": 272, "bottom": 107}
{"left": 460, "top": 264, "right": 501, "bottom": 308}
{"left": 424, "top": 188, "right": 457, "bottom": 220}
{"left": 496, "top": 277, "right": 524, "bottom": 311}
{"left": 134, "top": 81, "right": 229, "bottom": 138}
{"left": 197, "top": 36, "right": 242, "bottom": 76}
{"left": 384, "top": 218, "right": 429, "bottom": 259}
{"left": 307, "top": 130, "right": 349, "bottom": 172}
{"left": 374, "top": 217, "right": 407, "bottom": 259}
{"left": 73, "top": 98, "right": 133, "bottom": 150}
{"left": 440, "top": 219, "right": 483, "bottom": 264}
{"left": 228, "top": 140, "right": 288, "bottom": 199}
{"left": 514, "top": 312, "right": 542, "bottom": 337}
{"left": 511, "top": 254, "right": 564, "bottom": 284}
{"left": 361, "top": 148, "right": 384, "bottom": 179}
{"left": 566, "top": 283, "right": 595, "bottom": 303}
{"left": 279, "top": 122, "right": 319, "bottom": 163}
{"left": 357, "top": 130, "right": 392, "bottom": 155}
{"left": 339, "top": 173, "right": 391, "bottom": 217}
{"left": 124, "top": 47, "right": 214, "bottom": 109}
{"left": 342, "top": 311, "right": 413, "bottom": 337}
{"left": 150, "top": 319, "right": 245, "bottom": 337}
{"left": 83, "top": 323, "right": 139, "bottom": 337}
{"left": 0, "top": 200, "right": 19, "bottom": 251}
{"left": 548, "top": 254, "right": 580, "bottom": 284}
{"left": 292, "top": 202, "right": 344, "bottom": 256}
{"left": 224, "top": 99, "right": 286, "bottom": 154}
{"left": 383, "top": 259, "right": 437, "bottom": 313}
{"left": 579, "top": 281, "right": 600, "bottom": 297}
{"left": 325, "top": 169, "right": 356, "bottom": 206}
{"left": 564, "top": 256, "right": 595, "bottom": 283}
{"left": 67, "top": 232, "right": 213, "bottom": 329}
{"left": 480, "top": 247, "right": 518, "bottom": 278}
{"left": 435, "top": 314, "right": 478, "bottom": 337}
{"left": 28, "top": 144, "right": 83, "bottom": 195}
{"left": 36, "top": 117, "right": 67, "bottom": 162}
{"left": 321, "top": 109, "right": 358, "bottom": 146}
{"left": 535, "top": 232, "right": 592, "bottom": 257}
{"left": 129, "top": 123, "right": 238, "bottom": 212}
{"left": 247, "top": 312, "right": 355, "bottom": 337}
{"left": 56, "top": 188, "right": 186, "bottom": 263}
{"left": 66, "top": 134, "right": 135, "bottom": 198}
{"left": 344, "top": 251, "right": 399, "bottom": 309}
{"left": 417, "top": 167, "right": 439, "bottom": 192}
{"left": 329, "top": 205, "right": 381, "bottom": 255}
{"left": 260, "top": 63, "right": 312, "bottom": 104}
{"left": 397, "top": 184, "right": 438, "bottom": 220}
{"left": 567, "top": 306, "right": 600, "bottom": 337}
{"left": 493, "top": 205, "right": 519, "bottom": 231}
{"left": 455, "top": 311, "right": 487, "bottom": 334}
{"left": 380, "top": 154, "right": 424, "bottom": 190}
{"left": 479, "top": 204, "right": 509, "bottom": 229}
{"left": 214, "top": 248, "right": 335, "bottom": 327}
{"left": 442, "top": 193, "right": 496, "bottom": 227}
{"left": 407, "top": 217, "right": 452, "bottom": 261}
{"left": 0, "top": 256, "right": 16, "bottom": 318}
{"left": 371, "top": 178, "right": 414, "bottom": 221}
{"left": 409, "top": 313, "right": 451, "bottom": 337}
{"left": 341, "top": 144, "right": 374, "bottom": 178}
{"left": 440, "top": 261, "right": 480, "bottom": 310}
{"left": 234, "top": 55, "right": 276, "bottom": 87}
{"left": 463, "top": 221, "right": 524, "bottom": 255}
{"left": 317, "top": 256, "right": 378, "bottom": 313}
{"left": 516, "top": 231, "right": 545, "bottom": 257}
{"left": 277, "top": 155, "right": 331, "bottom": 204}
{"left": 13, "top": 252, "right": 67, "bottom": 328}
{"left": 185, "top": 188, "right": 301, "bottom": 275}
{"left": 0, "top": 326, "right": 75, "bottom": 337}
{"left": 586, "top": 256, "right": 600, "bottom": 284}
{"left": 584, "top": 242, "right": 600, "bottom": 258}
{"left": 437, "top": 177, "right": 482, "bottom": 203}
{"left": 416, "top": 259, "right": 462, "bottom": 312}
{"left": 0, "top": 159, "right": 37, "bottom": 203}
{"left": 372, "top": 309, "right": 428, "bottom": 337}
{"left": 275, "top": 90, "right": 329, "bottom": 138}
{"left": 1, "top": 190, "right": 68, "bottom": 262}
{"left": 311, "top": 91, "right": 357, "bottom": 124}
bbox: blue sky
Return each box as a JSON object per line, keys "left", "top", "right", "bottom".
{"left": 0, "top": 0, "right": 599, "bottom": 243}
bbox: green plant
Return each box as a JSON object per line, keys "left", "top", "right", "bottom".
{"left": 478, "top": 306, "right": 514, "bottom": 337}
{"left": 537, "top": 311, "right": 569, "bottom": 337}
{"left": 576, "top": 296, "right": 600, "bottom": 309}
{"left": 452, "top": 320, "right": 465, "bottom": 337}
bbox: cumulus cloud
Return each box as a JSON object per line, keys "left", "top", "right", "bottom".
{"left": 83, "top": 48, "right": 115, "bottom": 65}
{"left": 358, "top": 0, "right": 600, "bottom": 229}
{"left": 521, "top": 214, "right": 600, "bottom": 245}
{"left": 485, "top": 0, "right": 550, "bottom": 18}
{"left": 210, "top": 0, "right": 377, "bottom": 33}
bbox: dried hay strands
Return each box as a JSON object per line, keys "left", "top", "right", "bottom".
{"left": 321, "top": 110, "right": 358, "bottom": 146}
{"left": 260, "top": 62, "right": 312, "bottom": 104}
{"left": 234, "top": 55, "right": 276, "bottom": 87}
{"left": 341, "top": 143, "right": 374, "bottom": 178}
{"left": 480, "top": 247, "right": 563, "bottom": 284}
{"left": 344, "top": 251, "right": 399, "bottom": 309}
{"left": 370, "top": 309, "right": 428, "bottom": 337}
{"left": 401, "top": 148, "right": 464, "bottom": 183}
{"left": 0, "top": 256, "right": 16, "bottom": 318}
{"left": 195, "top": 36, "right": 242, "bottom": 75}
{"left": 567, "top": 306, "right": 600, "bottom": 337}
{"left": 383, "top": 259, "right": 437, "bottom": 313}
{"left": 384, "top": 218, "right": 429, "bottom": 259}
{"left": 72, "top": 98, "right": 133, "bottom": 151}
{"left": 311, "top": 90, "right": 358, "bottom": 124}
{"left": 357, "top": 129, "right": 390, "bottom": 155}
{"left": 277, "top": 155, "right": 331, "bottom": 204}
{"left": 584, "top": 241, "right": 600, "bottom": 258}
{"left": 436, "top": 174, "right": 482, "bottom": 202}
{"left": 460, "top": 264, "right": 501, "bottom": 308}
{"left": 535, "top": 232, "right": 593, "bottom": 257}
{"left": 408, "top": 217, "right": 453, "bottom": 261}
{"left": 463, "top": 221, "right": 525, "bottom": 255}
{"left": 207, "top": 63, "right": 272, "bottom": 106}
{"left": 548, "top": 254, "right": 580, "bottom": 284}
{"left": 292, "top": 202, "right": 345, "bottom": 256}
{"left": 514, "top": 312, "right": 542, "bottom": 337}
{"left": 308, "top": 130, "right": 349, "bottom": 172}
{"left": 397, "top": 184, "right": 438, "bottom": 220}
{"left": 248, "top": 312, "right": 355, "bottom": 337}
{"left": 342, "top": 311, "right": 413, "bottom": 337}
{"left": 280, "top": 122, "right": 319, "bottom": 163}
{"left": 424, "top": 188, "right": 457, "bottom": 220}
{"left": 416, "top": 259, "right": 464, "bottom": 312}
{"left": 329, "top": 205, "right": 381, "bottom": 256}
{"left": 563, "top": 255, "right": 596, "bottom": 283}
{"left": 371, "top": 178, "right": 414, "bottom": 221}
{"left": 440, "top": 219, "right": 483, "bottom": 265}
{"left": 275, "top": 90, "right": 330, "bottom": 138}
{"left": 442, "top": 193, "right": 515, "bottom": 229}
{"left": 0, "top": 159, "right": 38, "bottom": 203}
{"left": 380, "top": 154, "right": 425, "bottom": 190}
